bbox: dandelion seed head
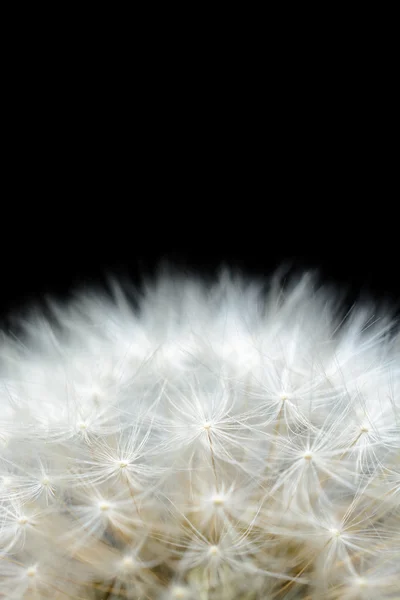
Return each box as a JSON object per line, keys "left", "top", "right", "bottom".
{"left": 1, "top": 269, "right": 399, "bottom": 599}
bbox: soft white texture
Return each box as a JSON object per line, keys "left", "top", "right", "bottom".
{"left": 0, "top": 270, "right": 399, "bottom": 599}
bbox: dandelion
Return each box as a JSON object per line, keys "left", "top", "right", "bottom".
{"left": 0, "top": 269, "right": 399, "bottom": 598}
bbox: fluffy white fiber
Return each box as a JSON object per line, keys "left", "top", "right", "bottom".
{"left": 0, "top": 270, "right": 399, "bottom": 599}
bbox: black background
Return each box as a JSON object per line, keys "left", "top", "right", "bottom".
{"left": 1, "top": 177, "right": 398, "bottom": 326}
{"left": 2, "top": 46, "right": 398, "bottom": 326}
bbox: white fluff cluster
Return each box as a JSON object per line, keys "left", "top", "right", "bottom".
{"left": 0, "top": 271, "right": 399, "bottom": 599}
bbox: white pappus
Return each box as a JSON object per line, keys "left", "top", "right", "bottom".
{"left": 0, "top": 269, "right": 399, "bottom": 599}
